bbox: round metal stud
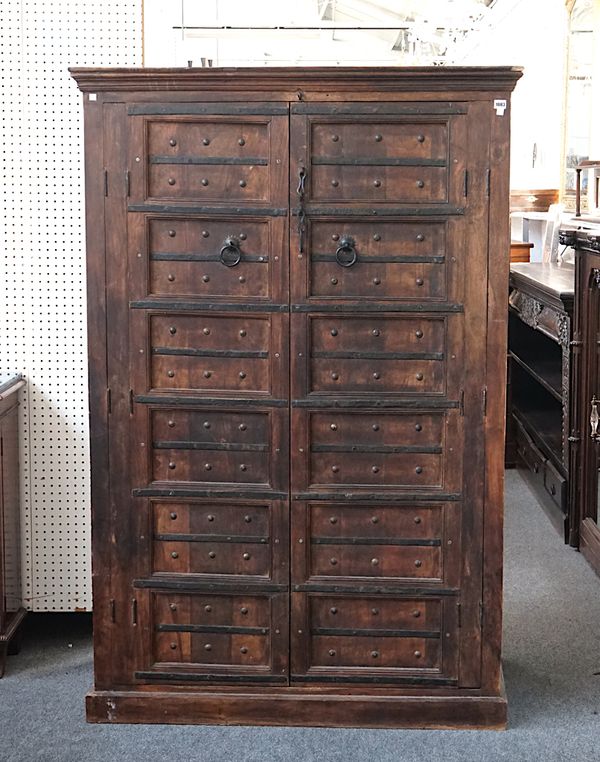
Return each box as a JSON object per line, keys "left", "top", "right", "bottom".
{"left": 330, "top": 328, "right": 338, "bottom": 336}
{"left": 241, "top": 607, "right": 248, "bottom": 615}
{"left": 167, "top": 274, "right": 175, "bottom": 282}
{"left": 171, "top": 551, "right": 179, "bottom": 559}
{"left": 204, "top": 644, "right": 212, "bottom": 652}
{"left": 373, "top": 234, "right": 381, "bottom": 241}
{"left": 170, "top": 603, "right": 177, "bottom": 611}
{"left": 203, "top": 138, "right": 210, "bottom": 146}
{"left": 330, "top": 607, "right": 338, "bottom": 614}
{"left": 330, "top": 558, "right": 338, "bottom": 565}
{"left": 416, "top": 180, "right": 425, "bottom": 188}
{"left": 371, "top": 651, "right": 379, "bottom": 659}
{"left": 244, "top": 515, "right": 252, "bottom": 523}
{"left": 372, "top": 607, "right": 379, "bottom": 615}
{"left": 241, "top": 647, "right": 248, "bottom": 654}
{"left": 372, "top": 424, "right": 380, "bottom": 431}
{"left": 170, "top": 642, "right": 177, "bottom": 650}
{"left": 331, "top": 465, "right": 339, "bottom": 473}
{"left": 417, "top": 134, "right": 425, "bottom": 143}
{"left": 372, "top": 329, "right": 380, "bottom": 336}
{"left": 203, "top": 327, "right": 211, "bottom": 335}
{"left": 203, "top": 370, "right": 212, "bottom": 378}
{"left": 416, "top": 233, "right": 425, "bottom": 242}
{"left": 201, "top": 178, "right": 209, "bottom": 186}
{"left": 415, "top": 330, "right": 424, "bottom": 339}
{"left": 203, "top": 421, "right": 211, "bottom": 428}
{"left": 331, "top": 179, "right": 339, "bottom": 187}
{"left": 414, "top": 516, "right": 422, "bottom": 524}
{"left": 331, "top": 134, "right": 339, "bottom": 142}
{"left": 204, "top": 463, "right": 212, "bottom": 471}
{"left": 170, "top": 512, "right": 177, "bottom": 520}
{"left": 239, "top": 371, "right": 247, "bottom": 379}
{"left": 168, "top": 178, "right": 176, "bottom": 186}
{"left": 328, "top": 649, "right": 336, "bottom": 657}
{"left": 414, "top": 559, "right": 422, "bottom": 568}
{"left": 415, "top": 424, "right": 422, "bottom": 432}
{"left": 238, "top": 138, "right": 246, "bottom": 146}
{"left": 373, "top": 277, "right": 381, "bottom": 285}
{"left": 416, "top": 372, "right": 424, "bottom": 381}
{"left": 167, "top": 370, "right": 175, "bottom": 378}
{"left": 239, "top": 180, "right": 247, "bottom": 188}
{"left": 169, "top": 326, "right": 177, "bottom": 335}
{"left": 416, "top": 277, "right": 424, "bottom": 286}
{"left": 207, "top": 514, "right": 215, "bottom": 522}
{"left": 374, "top": 134, "right": 383, "bottom": 142}
{"left": 239, "top": 423, "right": 247, "bottom": 431}
{"left": 168, "top": 229, "right": 176, "bottom": 237}
{"left": 239, "top": 329, "right": 247, "bottom": 337}
{"left": 168, "top": 461, "right": 176, "bottom": 470}
{"left": 243, "top": 553, "right": 251, "bottom": 560}
{"left": 240, "top": 464, "right": 247, "bottom": 472}
{"left": 169, "top": 139, "right": 177, "bottom": 147}
{"left": 205, "top": 605, "right": 212, "bottom": 612}
{"left": 415, "top": 466, "right": 423, "bottom": 474}
{"left": 371, "top": 557, "right": 379, "bottom": 566}
{"left": 330, "top": 423, "right": 337, "bottom": 431}
{"left": 331, "top": 372, "right": 339, "bottom": 380}
{"left": 373, "top": 179, "right": 381, "bottom": 187}
{"left": 209, "top": 551, "right": 216, "bottom": 559}
{"left": 412, "top": 609, "right": 421, "bottom": 618}
{"left": 332, "top": 234, "right": 340, "bottom": 241}
{"left": 202, "top": 275, "right": 210, "bottom": 283}
{"left": 373, "top": 372, "right": 381, "bottom": 380}
{"left": 239, "top": 233, "right": 247, "bottom": 240}
{"left": 202, "top": 230, "right": 210, "bottom": 238}
{"left": 414, "top": 650, "right": 422, "bottom": 658}
{"left": 329, "top": 516, "right": 338, "bottom": 524}
{"left": 371, "top": 516, "right": 379, "bottom": 524}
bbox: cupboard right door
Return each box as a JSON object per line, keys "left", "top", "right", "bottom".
{"left": 289, "top": 100, "right": 491, "bottom": 688}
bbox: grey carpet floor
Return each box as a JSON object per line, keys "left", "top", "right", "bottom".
{"left": 1, "top": 470, "right": 600, "bottom": 762}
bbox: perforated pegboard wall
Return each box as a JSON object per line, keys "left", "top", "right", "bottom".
{"left": 0, "top": 0, "right": 142, "bottom": 611}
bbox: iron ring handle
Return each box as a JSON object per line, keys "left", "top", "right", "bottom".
{"left": 335, "top": 240, "right": 358, "bottom": 268}
{"left": 219, "top": 238, "right": 242, "bottom": 267}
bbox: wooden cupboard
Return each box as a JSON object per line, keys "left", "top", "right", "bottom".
{"left": 70, "top": 66, "right": 521, "bottom": 728}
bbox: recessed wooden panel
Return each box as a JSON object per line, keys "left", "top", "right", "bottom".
{"left": 148, "top": 164, "right": 270, "bottom": 202}
{"left": 311, "top": 315, "right": 445, "bottom": 354}
{"left": 153, "top": 539, "right": 271, "bottom": 577}
{"left": 153, "top": 501, "right": 270, "bottom": 538}
{"left": 309, "top": 411, "right": 444, "bottom": 447}
{"left": 309, "top": 544, "right": 441, "bottom": 580}
{"left": 147, "top": 217, "right": 274, "bottom": 300}
{"left": 310, "top": 358, "right": 444, "bottom": 395}
{"left": 148, "top": 120, "right": 270, "bottom": 160}
{"left": 152, "top": 409, "right": 270, "bottom": 446}
{"left": 309, "top": 451, "right": 442, "bottom": 489}
{"left": 311, "top": 635, "right": 440, "bottom": 669}
{"left": 310, "top": 165, "right": 448, "bottom": 204}
{"left": 311, "top": 121, "right": 448, "bottom": 161}
{"left": 309, "top": 503, "right": 443, "bottom": 540}
{"left": 310, "top": 596, "right": 441, "bottom": 631}
{"left": 307, "top": 220, "right": 447, "bottom": 300}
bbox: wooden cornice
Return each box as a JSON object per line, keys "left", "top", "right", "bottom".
{"left": 69, "top": 66, "right": 523, "bottom": 94}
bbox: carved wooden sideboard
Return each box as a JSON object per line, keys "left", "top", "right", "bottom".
{"left": 507, "top": 263, "right": 575, "bottom": 543}
{"left": 71, "top": 65, "right": 521, "bottom": 728}
{"left": 0, "top": 375, "right": 26, "bottom": 677}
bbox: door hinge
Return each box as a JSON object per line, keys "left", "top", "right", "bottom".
{"left": 125, "top": 169, "right": 131, "bottom": 197}
{"left": 457, "top": 601, "right": 462, "bottom": 628}
{"left": 479, "top": 601, "right": 484, "bottom": 628}
{"left": 486, "top": 168, "right": 491, "bottom": 197}
{"left": 131, "top": 598, "right": 138, "bottom": 626}
{"left": 0, "top": 436, "right": 3, "bottom": 458}
{"left": 463, "top": 170, "right": 469, "bottom": 197}
{"left": 103, "top": 168, "right": 109, "bottom": 197}
{"left": 110, "top": 598, "right": 116, "bottom": 623}
{"left": 459, "top": 389, "right": 465, "bottom": 416}
{"left": 129, "top": 389, "right": 134, "bottom": 415}
{"left": 106, "top": 387, "right": 112, "bottom": 415}
{"left": 482, "top": 387, "right": 488, "bottom": 417}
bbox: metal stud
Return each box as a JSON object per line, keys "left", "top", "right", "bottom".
{"left": 169, "top": 139, "right": 177, "bottom": 147}
{"left": 372, "top": 329, "right": 380, "bottom": 336}
{"left": 207, "top": 514, "right": 215, "bottom": 522}
{"left": 169, "top": 326, "right": 177, "bottom": 335}
{"left": 415, "top": 330, "right": 424, "bottom": 339}
{"left": 238, "top": 275, "right": 246, "bottom": 283}
{"left": 239, "top": 180, "right": 247, "bottom": 188}
{"left": 239, "top": 233, "right": 247, "bottom": 240}
{"left": 167, "top": 370, "right": 175, "bottom": 378}
{"left": 204, "top": 370, "right": 212, "bottom": 378}
{"left": 209, "top": 551, "right": 216, "bottom": 559}
{"left": 203, "top": 421, "right": 211, "bottom": 428}
{"left": 171, "top": 551, "right": 179, "bottom": 559}
{"left": 414, "top": 516, "right": 422, "bottom": 524}
{"left": 238, "top": 138, "right": 246, "bottom": 146}
{"left": 203, "top": 138, "right": 210, "bottom": 146}
{"left": 416, "top": 277, "right": 424, "bottom": 286}
{"left": 170, "top": 603, "right": 177, "bottom": 611}
{"left": 371, "top": 651, "right": 379, "bottom": 659}
{"left": 372, "top": 607, "right": 379, "bottom": 615}
{"left": 201, "top": 178, "right": 209, "bottom": 186}
{"left": 239, "top": 423, "right": 247, "bottom": 431}
{"left": 371, "top": 516, "right": 379, "bottom": 524}
{"left": 240, "top": 646, "right": 248, "bottom": 654}
{"left": 332, "top": 234, "right": 340, "bottom": 241}
{"left": 328, "top": 649, "right": 336, "bottom": 657}
{"left": 243, "top": 552, "right": 251, "bottom": 560}
{"left": 170, "top": 512, "right": 177, "bottom": 520}
{"left": 373, "top": 277, "right": 381, "bottom": 285}
{"left": 202, "top": 230, "right": 210, "bottom": 238}
{"left": 202, "top": 275, "right": 210, "bottom": 283}
{"left": 205, "top": 605, "right": 212, "bottom": 612}
{"left": 330, "top": 328, "right": 338, "bottom": 336}
{"left": 331, "top": 134, "right": 339, "bottom": 142}
{"left": 205, "top": 463, "right": 212, "bottom": 471}
{"left": 239, "top": 371, "right": 247, "bottom": 379}
{"left": 371, "top": 467, "right": 380, "bottom": 477}
{"left": 414, "top": 650, "right": 422, "bottom": 658}
{"left": 203, "top": 327, "right": 211, "bottom": 335}
{"left": 168, "top": 178, "right": 176, "bottom": 186}
{"left": 330, "top": 607, "right": 338, "bottom": 614}
{"left": 331, "top": 465, "right": 339, "bottom": 473}
{"left": 167, "top": 274, "right": 175, "bottom": 282}
{"left": 329, "top": 516, "right": 338, "bottom": 524}
{"left": 371, "top": 558, "right": 379, "bottom": 566}
{"left": 373, "top": 234, "right": 381, "bottom": 241}
{"left": 331, "top": 179, "right": 339, "bottom": 187}
{"left": 416, "top": 180, "right": 425, "bottom": 188}
{"left": 412, "top": 609, "right": 421, "bottom": 618}
{"left": 373, "top": 179, "right": 381, "bottom": 187}
{"left": 414, "top": 559, "right": 422, "bottom": 568}
{"left": 239, "top": 329, "right": 247, "bottom": 337}
{"left": 372, "top": 424, "right": 380, "bottom": 431}
{"left": 168, "top": 229, "right": 176, "bottom": 237}
{"left": 417, "top": 134, "right": 426, "bottom": 143}
{"left": 415, "top": 466, "right": 423, "bottom": 474}
{"left": 415, "top": 423, "right": 422, "bottom": 431}
{"left": 330, "top": 558, "right": 338, "bottom": 565}
{"left": 241, "top": 607, "right": 248, "bottom": 615}
{"left": 331, "top": 372, "right": 339, "bottom": 380}
{"left": 204, "top": 644, "right": 212, "bottom": 651}
{"left": 416, "top": 372, "right": 424, "bottom": 381}
{"left": 416, "top": 233, "right": 425, "bottom": 242}
{"left": 168, "top": 461, "right": 176, "bottom": 470}
{"left": 373, "top": 372, "right": 381, "bottom": 380}
{"left": 240, "top": 464, "right": 247, "bottom": 472}
{"left": 244, "top": 515, "right": 252, "bottom": 523}
{"left": 374, "top": 134, "right": 383, "bottom": 142}
{"left": 170, "top": 642, "right": 177, "bottom": 650}
{"left": 330, "top": 423, "right": 337, "bottom": 431}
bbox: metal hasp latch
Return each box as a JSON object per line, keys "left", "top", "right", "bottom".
{"left": 590, "top": 396, "right": 600, "bottom": 441}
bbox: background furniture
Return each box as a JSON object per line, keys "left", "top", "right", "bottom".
{"left": 0, "top": 375, "right": 26, "bottom": 676}
{"left": 507, "top": 263, "right": 575, "bottom": 543}
{"left": 72, "top": 65, "right": 520, "bottom": 729}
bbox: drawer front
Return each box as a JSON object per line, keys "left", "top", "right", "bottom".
{"left": 544, "top": 458, "right": 567, "bottom": 512}
{"left": 133, "top": 312, "right": 287, "bottom": 398}
{"left": 142, "top": 216, "right": 282, "bottom": 301}
{"left": 291, "top": 593, "right": 457, "bottom": 682}
{"left": 133, "top": 114, "right": 288, "bottom": 206}
{"left": 292, "top": 502, "right": 460, "bottom": 588}
{"left": 145, "top": 408, "right": 286, "bottom": 491}
{"left": 139, "top": 591, "right": 288, "bottom": 681}
{"left": 307, "top": 315, "right": 447, "bottom": 396}
{"left": 306, "top": 220, "right": 447, "bottom": 301}
{"left": 311, "top": 121, "right": 449, "bottom": 162}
